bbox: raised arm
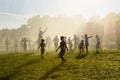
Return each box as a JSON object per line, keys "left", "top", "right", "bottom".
{"left": 81, "top": 36, "right": 85, "bottom": 39}
{"left": 42, "top": 28, "right": 47, "bottom": 34}
{"left": 88, "top": 36, "right": 93, "bottom": 38}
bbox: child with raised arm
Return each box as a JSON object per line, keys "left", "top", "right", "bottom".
{"left": 82, "top": 34, "right": 93, "bottom": 54}
{"left": 56, "top": 36, "right": 68, "bottom": 63}
{"left": 38, "top": 39, "right": 46, "bottom": 59}
{"left": 78, "top": 40, "right": 84, "bottom": 54}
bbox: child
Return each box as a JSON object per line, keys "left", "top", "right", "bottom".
{"left": 68, "top": 37, "right": 73, "bottom": 52}
{"left": 78, "top": 40, "right": 84, "bottom": 54}
{"left": 53, "top": 35, "right": 59, "bottom": 50}
{"left": 82, "top": 34, "right": 93, "bottom": 54}
{"left": 56, "top": 36, "right": 68, "bottom": 63}
{"left": 96, "top": 35, "right": 101, "bottom": 54}
{"left": 38, "top": 39, "right": 46, "bottom": 59}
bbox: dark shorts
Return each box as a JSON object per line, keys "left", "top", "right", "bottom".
{"left": 85, "top": 43, "right": 89, "bottom": 47}
{"left": 59, "top": 50, "right": 65, "bottom": 56}
{"left": 96, "top": 43, "right": 100, "bottom": 48}
{"left": 41, "top": 49, "right": 45, "bottom": 54}
{"left": 79, "top": 47, "right": 84, "bottom": 49}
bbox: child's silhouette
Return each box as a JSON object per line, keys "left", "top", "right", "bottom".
{"left": 38, "top": 39, "right": 46, "bottom": 59}
{"left": 56, "top": 36, "right": 68, "bottom": 63}
{"left": 78, "top": 40, "right": 84, "bottom": 54}
{"left": 82, "top": 34, "right": 92, "bottom": 54}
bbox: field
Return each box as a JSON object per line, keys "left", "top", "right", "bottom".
{"left": 0, "top": 50, "right": 120, "bottom": 80}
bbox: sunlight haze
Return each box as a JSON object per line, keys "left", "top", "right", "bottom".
{"left": 0, "top": 0, "right": 120, "bottom": 29}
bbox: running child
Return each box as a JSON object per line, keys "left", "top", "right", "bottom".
{"left": 56, "top": 36, "right": 68, "bottom": 63}
{"left": 38, "top": 39, "right": 46, "bottom": 59}
{"left": 78, "top": 40, "right": 84, "bottom": 54}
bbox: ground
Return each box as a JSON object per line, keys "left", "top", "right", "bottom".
{"left": 0, "top": 50, "right": 120, "bottom": 80}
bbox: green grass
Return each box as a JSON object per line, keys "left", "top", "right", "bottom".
{"left": 0, "top": 50, "right": 120, "bottom": 80}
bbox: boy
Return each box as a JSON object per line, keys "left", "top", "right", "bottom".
{"left": 56, "top": 36, "right": 68, "bottom": 63}
{"left": 82, "top": 34, "right": 93, "bottom": 54}
{"left": 38, "top": 39, "right": 46, "bottom": 59}
{"left": 78, "top": 40, "right": 84, "bottom": 54}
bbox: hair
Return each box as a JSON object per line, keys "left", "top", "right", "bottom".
{"left": 81, "top": 40, "right": 84, "bottom": 43}
{"left": 96, "top": 35, "right": 98, "bottom": 37}
{"left": 85, "top": 34, "right": 87, "bottom": 36}
{"left": 60, "top": 36, "right": 64, "bottom": 41}
{"left": 41, "top": 39, "right": 44, "bottom": 42}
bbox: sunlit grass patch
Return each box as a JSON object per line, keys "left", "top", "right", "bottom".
{"left": 0, "top": 50, "right": 120, "bottom": 80}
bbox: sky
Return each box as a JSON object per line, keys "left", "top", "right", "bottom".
{"left": 0, "top": 0, "right": 120, "bottom": 29}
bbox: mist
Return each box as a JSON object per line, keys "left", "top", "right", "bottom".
{"left": 0, "top": 12, "right": 120, "bottom": 51}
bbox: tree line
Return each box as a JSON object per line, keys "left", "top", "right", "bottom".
{"left": 0, "top": 12, "right": 120, "bottom": 50}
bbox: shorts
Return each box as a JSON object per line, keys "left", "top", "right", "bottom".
{"left": 85, "top": 43, "right": 89, "bottom": 47}
{"left": 96, "top": 43, "right": 100, "bottom": 48}
{"left": 79, "top": 47, "right": 84, "bottom": 49}
{"left": 41, "top": 49, "right": 45, "bottom": 54}
{"left": 59, "top": 50, "right": 65, "bottom": 56}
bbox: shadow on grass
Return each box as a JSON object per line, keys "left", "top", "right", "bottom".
{"left": 1, "top": 59, "right": 40, "bottom": 80}
{"left": 40, "top": 63, "right": 63, "bottom": 80}
{"left": 109, "top": 59, "right": 120, "bottom": 62}
{"left": 113, "top": 53, "right": 120, "bottom": 56}
{"left": 76, "top": 53, "right": 87, "bottom": 59}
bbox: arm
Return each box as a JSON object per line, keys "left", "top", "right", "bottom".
{"left": 81, "top": 36, "right": 85, "bottom": 39}
{"left": 56, "top": 46, "right": 60, "bottom": 52}
{"left": 38, "top": 44, "right": 41, "bottom": 50}
{"left": 88, "top": 36, "right": 93, "bottom": 38}
{"left": 38, "top": 46, "right": 40, "bottom": 50}
{"left": 65, "top": 43, "right": 69, "bottom": 51}
{"left": 42, "top": 28, "right": 47, "bottom": 35}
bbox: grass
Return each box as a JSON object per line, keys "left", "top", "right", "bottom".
{"left": 0, "top": 50, "right": 120, "bottom": 80}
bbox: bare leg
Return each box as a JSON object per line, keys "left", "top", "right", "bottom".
{"left": 79, "top": 48, "right": 81, "bottom": 53}
{"left": 41, "top": 53, "right": 44, "bottom": 59}
{"left": 82, "top": 47, "right": 84, "bottom": 54}
{"left": 96, "top": 44, "right": 99, "bottom": 54}
{"left": 59, "top": 55, "right": 65, "bottom": 63}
